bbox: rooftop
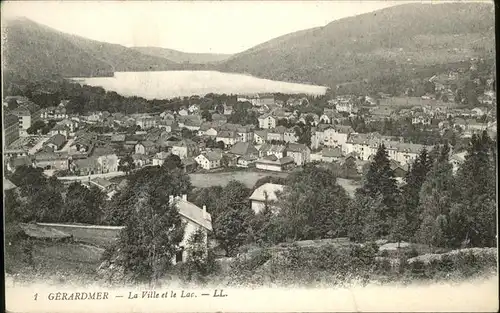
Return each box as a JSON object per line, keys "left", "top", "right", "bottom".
{"left": 286, "top": 143, "right": 309, "bottom": 152}
{"left": 171, "top": 196, "right": 212, "bottom": 231}
{"left": 230, "top": 142, "right": 258, "bottom": 156}
{"left": 91, "top": 177, "right": 113, "bottom": 189}
{"left": 4, "top": 178, "right": 17, "bottom": 191}
{"left": 249, "top": 183, "right": 285, "bottom": 202}
{"left": 204, "top": 151, "right": 223, "bottom": 161}
{"left": 45, "top": 134, "right": 67, "bottom": 148}
{"left": 217, "top": 130, "right": 238, "bottom": 138}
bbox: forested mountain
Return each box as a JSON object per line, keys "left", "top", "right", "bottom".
{"left": 131, "top": 47, "right": 232, "bottom": 64}
{"left": 218, "top": 3, "right": 495, "bottom": 90}
{"left": 2, "top": 17, "right": 177, "bottom": 78}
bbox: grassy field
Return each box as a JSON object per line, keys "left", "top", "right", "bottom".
{"left": 37, "top": 224, "right": 123, "bottom": 248}
{"left": 189, "top": 170, "right": 289, "bottom": 188}
{"left": 5, "top": 241, "right": 104, "bottom": 284}
{"left": 189, "top": 170, "right": 360, "bottom": 196}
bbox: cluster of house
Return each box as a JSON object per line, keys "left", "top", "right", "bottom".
{"left": 3, "top": 85, "right": 497, "bottom": 181}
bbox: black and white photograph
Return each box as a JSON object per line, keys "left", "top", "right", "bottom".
{"left": 2, "top": 1, "right": 498, "bottom": 312}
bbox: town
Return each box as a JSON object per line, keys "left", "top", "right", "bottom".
{"left": 4, "top": 61, "right": 496, "bottom": 186}
{"left": 3, "top": 44, "right": 497, "bottom": 289}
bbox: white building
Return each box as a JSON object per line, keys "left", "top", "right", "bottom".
{"left": 258, "top": 114, "right": 277, "bottom": 129}
{"left": 344, "top": 133, "right": 427, "bottom": 165}
{"left": 216, "top": 131, "right": 239, "bottom": 147}
{"left": 285, "top": 143, "right": 311, "bottom": 166}
{"left": 254, "top": 130, "right": 268, "bottom": 144}
{"left": 169, "top": 195, "right": 212, "bottom": 264}
{"left": 194, "top": 151, "right": 222, "bottom": 170}
{"left": 152, "top": 151, "right": 170, "bottom": 166}
{"left": 171, "top": 139, "right": 199, "bottom": 159}
{"left": 255, "top": 155, "right": 294, "bottom": 172}
{"left": 10, "top": 103, "right": 42, "bottom": 137}
{"left": 249, "top": 183, "right": 284, "bottom": 214}
{"left": 312, "top": 125, "right": 353, "bottom": 149}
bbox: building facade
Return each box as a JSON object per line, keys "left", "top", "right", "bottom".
{"left": 3, "top": 113, "right": 20, "bottom": 146}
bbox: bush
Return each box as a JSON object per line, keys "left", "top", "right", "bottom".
{"left": 231, "top": 248, "right": 272, "bottom": 273}
{"left": 437, "top": 254, "right": 455, "bottom": 273}
{"left": 409, "top": 260, "right": 426, "bottom": 278}
{"left": 375, "top": 258, "right": 392, "bottom": 274}
{"left": 453, "top": 251, "right": 480, "bottom": 277}
{"left": 405, "top": 247, "right": 419, "bottom": 259}
{"left": 350, "top": 243, "right": 377, "bottom": 268}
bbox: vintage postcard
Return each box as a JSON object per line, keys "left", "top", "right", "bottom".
{"left": 2, "top": 0, "right": 498, "bottom": 312}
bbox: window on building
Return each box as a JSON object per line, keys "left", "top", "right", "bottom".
{"left": 175, "top": 247, "right": 184, "bottom": 263}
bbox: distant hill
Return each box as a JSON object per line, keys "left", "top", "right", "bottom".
{"left": 131, "top": 46, "right": 232, "bottom": 64}
{"left": 218, "top": 3, "right": 495, "bottom": 89}
{"left": 2, "top": 17, "right": 178, "bottom": 78}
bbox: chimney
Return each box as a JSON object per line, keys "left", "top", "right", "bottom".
{"left": 182, "top": 194, "right": 187, "bottom": 201}
{"left": 202, "top": 205, "right": 211, "bottom": 221}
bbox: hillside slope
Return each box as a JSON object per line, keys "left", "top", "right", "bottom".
{"left": 218, "top": 3, "right": 495, "bottom": 88}
{"left": 2, "top": 18, "right": 177, "bottom": 78}
{"left": 131, "top": 46, "right": 232, "bottom": 64}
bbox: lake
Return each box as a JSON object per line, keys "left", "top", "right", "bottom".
{"left": 73, "top": 71, "right": 328, "bottom": 99}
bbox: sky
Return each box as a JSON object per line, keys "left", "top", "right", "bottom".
{"left": 3, "top": 0, "right": 490, "bottom": 55}
{"left": 1, "top": 1, "right": 414, "bottom": 54}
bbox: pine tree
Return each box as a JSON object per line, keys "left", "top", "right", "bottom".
{"left": 361, "top": 192, "right": 390, "bottom": 240}
{"left": 359, "top": 144, "right": 400, "bottom": 237}
{"left": 399, "top": 148, "right": 432, "bottom": 237}
{"left": 454, "top": 131, "right": 497, "bottom": 246}
{"left": 363, "top": 144, "right": 399, "bottom": 210}
{"left": 415, "top": 144, "right": 455, "bottom": 248}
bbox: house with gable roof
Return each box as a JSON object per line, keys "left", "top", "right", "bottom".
{"left": 253, "top": 130, "right": 268, "bottom": 144}
{"left": 258, "top": 143, "right": 286, "bottom": 159}
{"left": 216, "top": 131, "right": 239, "bottom": 147}
{"left": 198, "top": 122, "right": 219, "bottom": 137}
{"left": 320, "top": 108, "right": 343, "bottom": 124}
{"left": 255, "top": 155, "right": 294, "bottom": 172}
{"left": 285, "top": 143, "right": 311, "bottom": 166}
{"left": 92, "top": 146, "right": 119, "bottom": 173}
{"left": 44, "top": 134, "right": 67, "bottom": 151}
{"left": 258, "top": 113, "right": 277, "bottom": 129}
{"left": 230, "top": 142, "right": 259, "bottom": 158}
{"left": 195, "top": 151, "right": 223, "bottom": 170}
{"left": 171, "top": 139, "right": 199, "bottom": 159}
{"left": 168, "top": 194, "right": 213, "bottom": 264}
{"left": 135, "top": 140, "right": 157, "bottom": 155}
{"left": 267, "top": 126, "right": 287, "bottom": 142}
{"left": 249, "top": 183, "right": 284, "bottom": 214}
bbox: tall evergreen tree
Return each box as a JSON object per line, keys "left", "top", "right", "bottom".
{"left": 363, "top": 144, "right": 399, "bottom": 209}
{"left": 359, "top": 144, "right": 400, "bottom": 237}
{"left": 399, "top": 148, "right": 432, "bottom": 237}
{"left": 454, "top": 131, "right": 497, "bottom": 247}
{"left": 415, "top": 144, "right": 456, "bottom": 248}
